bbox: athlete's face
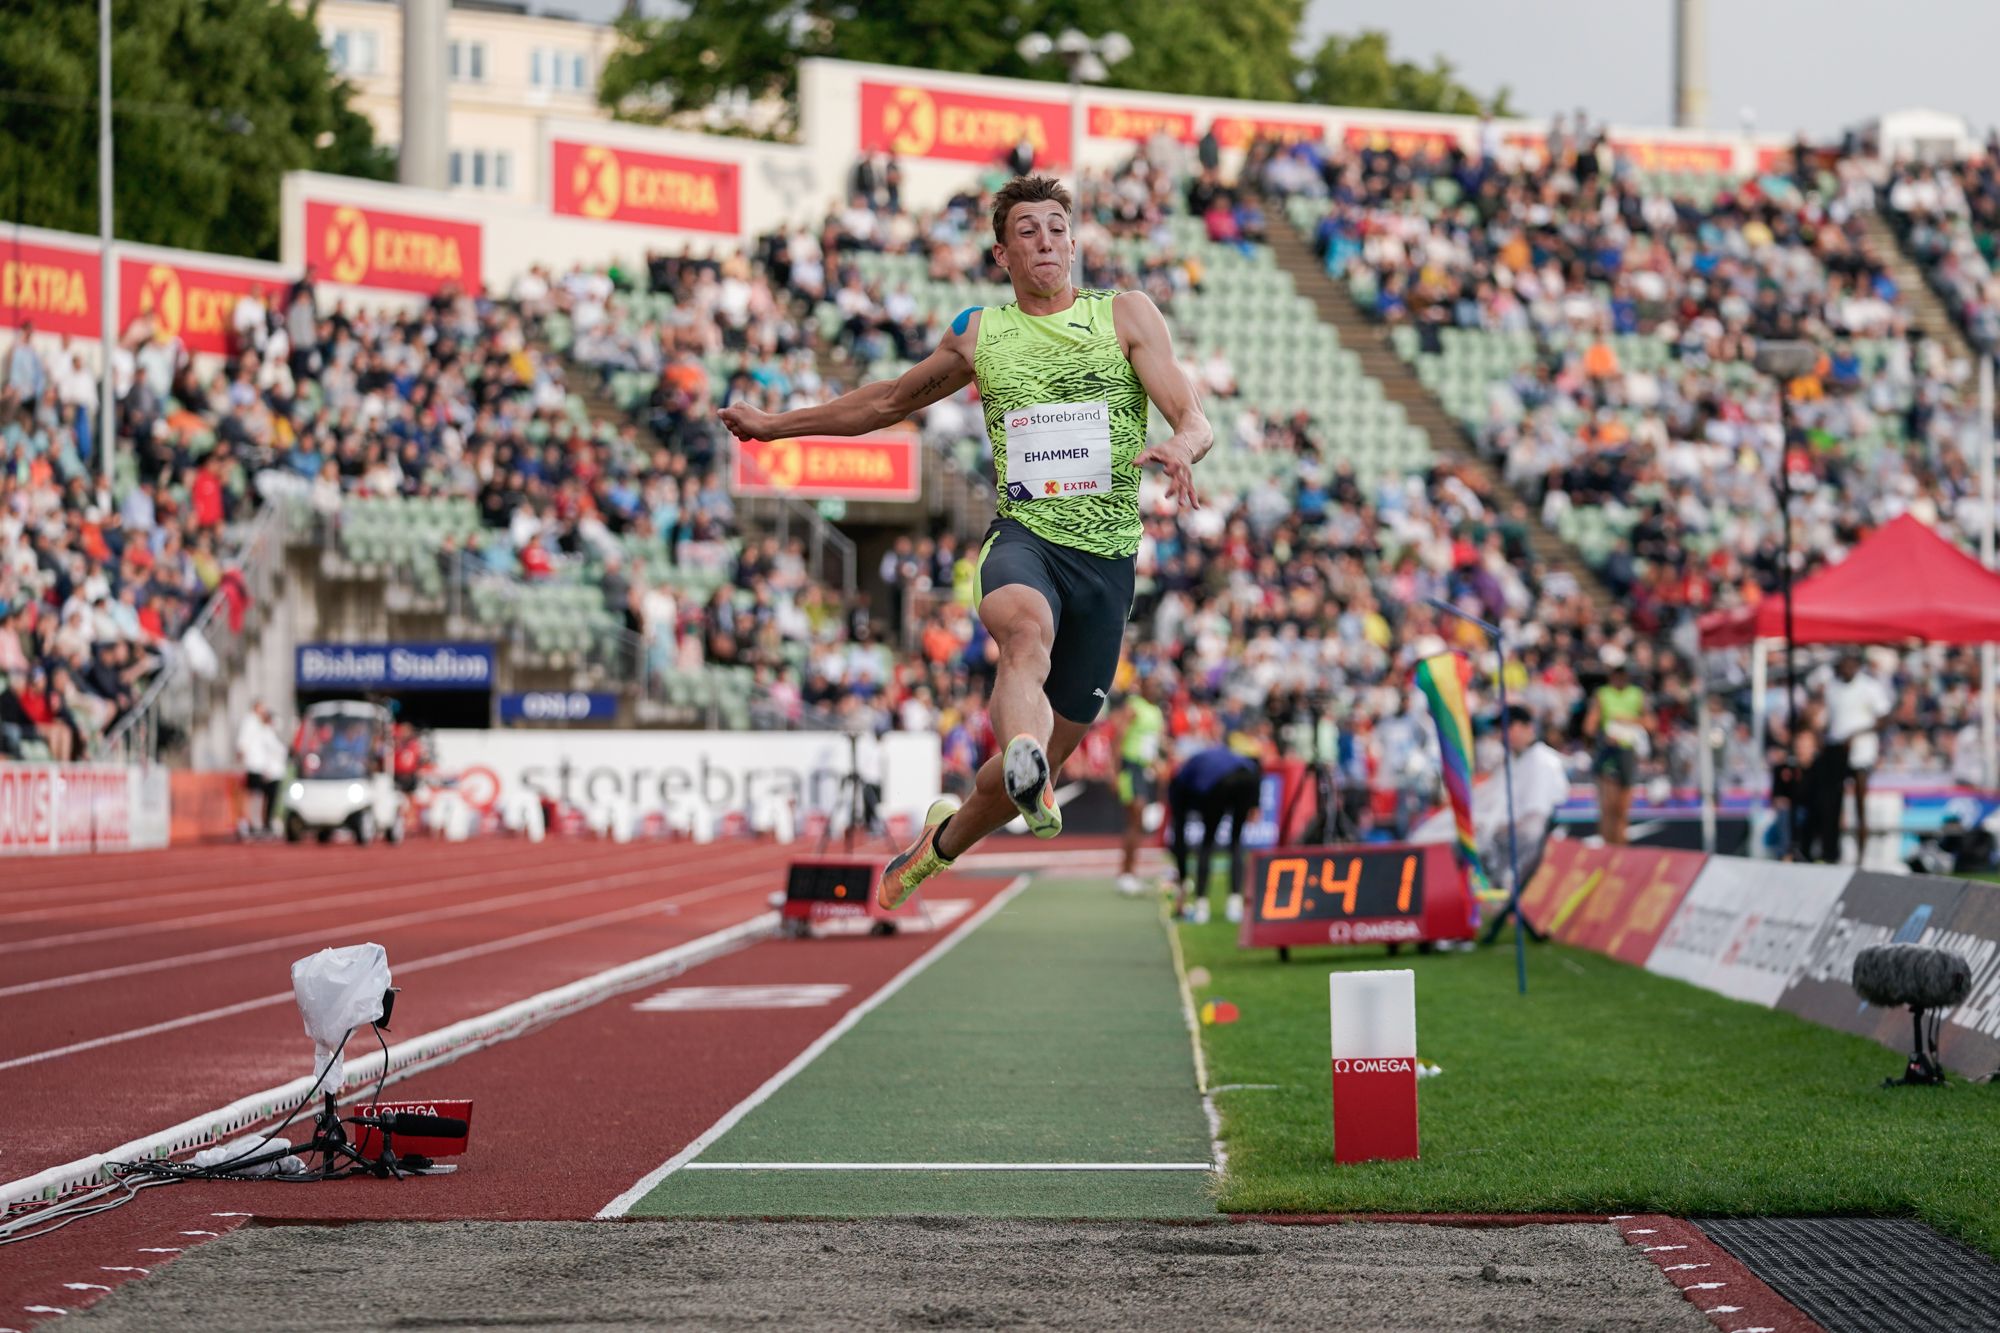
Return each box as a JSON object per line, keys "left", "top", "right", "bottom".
{"left": 994, "top": 201, "right": 1073, "bottom": 297}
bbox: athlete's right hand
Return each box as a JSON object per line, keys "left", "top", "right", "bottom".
{"left": 718, "top": 403, "right": 773, "bottom": 441}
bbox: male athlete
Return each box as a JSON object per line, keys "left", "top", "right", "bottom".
{"left": 719, "top": 176, "right": 1212, "bottom": 908}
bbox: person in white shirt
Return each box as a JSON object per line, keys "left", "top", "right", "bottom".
{"left": 1478, "top": 705, "right": 1572, "bottom": 894}
{"left": 236, "top": 699, "right": 289, "bottom": 836}
{"left": 1819, "top": 651, "right": 1895, "bottom": 862}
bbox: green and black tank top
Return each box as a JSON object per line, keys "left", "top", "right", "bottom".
{"left": 971, "top": 288, "right": 1147, "bottom": 559}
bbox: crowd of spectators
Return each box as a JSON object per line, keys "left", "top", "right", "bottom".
{"left": 12, "top": 131, "right": 1999, "bottom": 827}
{"left": 1255, "top": 128, "right": 1998, "bottom": 790}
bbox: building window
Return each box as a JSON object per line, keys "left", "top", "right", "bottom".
{"left": 450, "top": 149, "right": 513, "bottom": 193}
{"left": 530, "top": 47, "right": 591, "bottom": 91}
{"left": 448, "top": 40, "right": 487, "bottom": 83}
{"left": 327, "top": 29, "right": 378, "bottom": 77}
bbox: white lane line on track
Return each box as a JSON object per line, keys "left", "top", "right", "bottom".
{"left": 0, "top": 839, "right": 756, "bottom": 996}
{"left": 680, "top": 1162, "right": 1215, "bottom": 1171}
{"left": 0, "top": 866, "right": 776, "bottom": 1073}
{"left": 0, "top": 910, "right": 778, "bottom": 1211}
{"left": 0, "top": 841, "right": 658, "bottom": 953}
{"left": 596, "top": 873, "right": 1031, "bottom": 1219}
{"left": 1163, "top": 896, "right": 1226, "bottom": 1174}
{"left": 0, "top": 840, "right": 555, "bottom": 913}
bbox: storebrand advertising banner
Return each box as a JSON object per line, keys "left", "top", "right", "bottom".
{"left": 859, "top": 80, "right": 1070, "bottom": 166}
{"left": 0, "top": 234, "right": 100, "bottom": 338}
{"left": 0, "top": 763, "right": 170, "bottom": 855}
{"left": 303, "top": 199, "right": 482, "bottom": 296}
{"left": 119, "top": 257, "right": 271, "bottom": 358}
{"left": 731, "top": 434, "right": 920, "bottom": 502}
{"left": 429, "top": 729, "right": 942, "bottom": 824}
{"left": 1777, "top": 871, "right": 1980, "bottom": 1064}
{"left": 550, "top": 140, "right": 741, "bottom": 235}
{"left": 1644, "top": 858, "right": 1852, "bottom": 1006}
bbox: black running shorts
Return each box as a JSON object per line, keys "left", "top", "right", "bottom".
{"left": 974, "top": 516, "right": 1135, "bottom": 725}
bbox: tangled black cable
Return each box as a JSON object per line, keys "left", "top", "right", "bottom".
{"left": 1, "top": 1027, "right": 363, "bottom": 1245}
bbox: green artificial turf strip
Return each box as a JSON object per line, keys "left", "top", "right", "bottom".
{"left": 1180, "top": 924, "right": 2000, "bottom": 1258}
{"left": 635, "top": 878, "right": 1216, "bottom": 1216}
{"left": 642, "top": 1169, "right": 1216, "bottom": 1219}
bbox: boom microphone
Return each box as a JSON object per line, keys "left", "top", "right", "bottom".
{"left": 1852, "top": 943, "right": 1971, "bottom": 1011}
{"left": 351, "top": 1111, "right": 469, "bottom": 1137}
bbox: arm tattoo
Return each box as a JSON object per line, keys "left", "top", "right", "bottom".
{"left": 914, "top": 373, "right": 949, "bottom": 399}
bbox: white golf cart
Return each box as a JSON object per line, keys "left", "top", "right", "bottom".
{"left": 285, "top": 700, "right": 407, "bottom": 846}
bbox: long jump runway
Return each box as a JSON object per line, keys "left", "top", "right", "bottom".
{"left": 6, "top": 846, "right": 1781, "bottom": 1331}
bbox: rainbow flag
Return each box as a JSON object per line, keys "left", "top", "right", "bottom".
{"left": 1413, "top": 651, "right": 1499, "bottom": 907}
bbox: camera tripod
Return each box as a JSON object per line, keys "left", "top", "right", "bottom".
{"left": 1281, "top": 700, "right": 1357, "bottom": 844}
{"left": 816, "top": 728, "right": 896, "bottom": 856}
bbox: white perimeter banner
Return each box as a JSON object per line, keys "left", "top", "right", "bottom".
{"left": 429, "top": 729, "right": 942, "bottom": 824}
{"left": 1644, "top": 858, "right": 1853, "bottom": 1006}
{"left": 0, "top": 763, "right": 172, "bottom": 856}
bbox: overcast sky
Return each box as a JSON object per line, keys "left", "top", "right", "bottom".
{"left": 564, "top": 0, "right": 1998, "bottom": 139}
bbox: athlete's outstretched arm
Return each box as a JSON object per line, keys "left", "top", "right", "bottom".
{"left": 718, "top": 326, "right": 975, "bottom": 442}
{"left": 1115, "top": 290, "right": 1212, "bottom": 511}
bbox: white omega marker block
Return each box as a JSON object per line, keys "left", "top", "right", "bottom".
{"left": 1329, "top": 969, "right": 1419, "bottom": 1163}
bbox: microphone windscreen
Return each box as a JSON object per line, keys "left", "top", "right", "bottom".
{"left": 1853, "top": 943, "right": 1972, "bottom": 1010}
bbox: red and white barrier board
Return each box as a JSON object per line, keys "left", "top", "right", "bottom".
{"left": 0, "top": 763, "right": 170, "bottom": 855}
{"left": 1329, "top": 969, "right": 1419, "bottom": 1164}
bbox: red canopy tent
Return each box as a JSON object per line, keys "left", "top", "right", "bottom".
{"left": 1698, "top": 514, "right": 2000, "bottom": 648}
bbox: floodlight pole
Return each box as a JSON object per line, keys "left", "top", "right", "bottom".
{"left": 1425, "top": 596, "right": 1527, "bottom": 996}
{"left": 98, "top": 0, "right": 115, "bottom": 497}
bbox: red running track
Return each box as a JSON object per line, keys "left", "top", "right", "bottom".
{"left": 0, "top": 836, "right": 796, "bottom": 1181}
{"left": 0, "top": 863, "right": 1012, "bottom": 1328}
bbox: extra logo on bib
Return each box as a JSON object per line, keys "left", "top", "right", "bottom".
{"left": 1004, "top": 401, "right": 1112, "bottom": 503}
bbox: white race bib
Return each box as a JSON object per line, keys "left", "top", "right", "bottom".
{"left": 1003, "top": 401, "right": 1112, "bottom": 503}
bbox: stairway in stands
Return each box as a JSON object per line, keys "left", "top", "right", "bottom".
{"left": 1862, "top": 210, "right": 1974, "bottom": 356}
{"left": 1262, "top": 219, "right": 1616, "bottom": 616}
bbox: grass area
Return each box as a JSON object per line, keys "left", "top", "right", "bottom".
{"left": 1179, "top": 924, "right": 2000, "bottom": 1258}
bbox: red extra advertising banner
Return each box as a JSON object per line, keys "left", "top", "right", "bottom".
{"left": 1211, "top": 116, "right": 1326, "bottom": 151}
{"left": 119, "top": 257, "right": 275, "bottom": 357}
{"left": 1088, "top": 104, "right": 1196, "bottom": 144}
{"left": 1344, "top": 124, "right": 1462, "bottom": 156}
{"left": 1610, "top": 138, "right": 1736, "bottom": 174}
{"left": 860, "top": 80, "right": 1070, "bottom": 166}
{"left": 303, "top": 199, "right": 482, "bottom": 296}
{"left": 551, "top": 140, "right": 741, "bottom": 235}
{"left": 0, "top": 235, "right": 100, "bottom": 338}
{"left": 732, "top": 433, "right": 920, "bottom": 502}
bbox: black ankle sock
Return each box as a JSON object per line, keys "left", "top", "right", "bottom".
{"left": 933, "top": 813, "right": 957, "bottom": 861}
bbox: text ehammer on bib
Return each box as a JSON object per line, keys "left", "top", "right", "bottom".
{"left": 1003, "top": 401, "right": 1113, "bottom": 502}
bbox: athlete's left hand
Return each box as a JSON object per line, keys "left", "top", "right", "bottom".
{"left": 1137, "top": 437, "right": 1201, "bottom": 510}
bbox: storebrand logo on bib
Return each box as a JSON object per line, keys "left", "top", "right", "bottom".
{"left": 1011, "top": 416, "right": 1030, "bottom": 429}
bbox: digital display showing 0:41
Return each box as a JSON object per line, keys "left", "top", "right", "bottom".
{"left": 1258, "top": 851, "right": 1421, "bottom": 921}
{"left": 1238, "top": 843, "right": 1468, "bottom": 953}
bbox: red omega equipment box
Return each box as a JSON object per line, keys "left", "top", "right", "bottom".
{"left": 353, "top": 1100, "right": 474, "bottom": 1159}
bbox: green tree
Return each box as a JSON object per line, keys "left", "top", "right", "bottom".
{"left": 599, "top": 0, "right": 1307, "bottom": 130}
{"left": 1301, "top": 30, "right": 1513, "bottom": 117}
{"left": 0, "top": 0, "right": 391, "bottom": 261}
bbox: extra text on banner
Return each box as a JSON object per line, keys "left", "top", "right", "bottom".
{"left": 550, "top": 140, "right": 741, "bottom": 235}
{"left": 120, "top": 257, "right": 275, "bottom": 358}
{"left": 0, "top": 235, "right": 100, "bottom": 338}
{"left": 731, "top": 433, "right": 920, "bottom": 502}
{"left": 303, "top": 199, "right": 482, "bottom": 296}
{"left": 860, "top": 79, "right": 1071, "bottom": 166}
